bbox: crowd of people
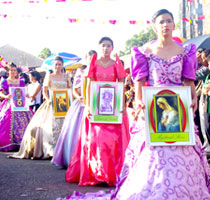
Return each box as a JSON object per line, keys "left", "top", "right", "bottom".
{"left": 0, "top": 8, "right": 210, "bottom": 200}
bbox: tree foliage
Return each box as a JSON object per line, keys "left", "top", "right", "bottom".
{"left": 38, "top": 48, "right": 52, "bottom": 59}
{"left": 119, "top": 26, "right": 156, "bottom": 57}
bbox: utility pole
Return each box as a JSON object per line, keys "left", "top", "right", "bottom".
{"left": 182, "top": 0, "right": 187, "bottom": 38}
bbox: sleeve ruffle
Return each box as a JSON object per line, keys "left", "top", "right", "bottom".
{"left": 19, "top": 79, "right": 25, "bottom": 87}
{"left": 115, "top": 54, "right": 126, "bottom": 79}
{"left": 182, "top": 44, "right": 197, "bottom": 80}
{"left": 85, "top": 53, "right": 97, "bottom": 78}
{"left": 130, "top": 47, "right": 149, "bottom": 82}
{"left": 0, "top": 78, "right": 8, "bottom": 91}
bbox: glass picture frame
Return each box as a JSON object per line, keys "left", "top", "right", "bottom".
{"left": 90, "top": 81, "right": 124, "bottom": 124}
{"left": 49, "top": 88, "right": 72, "bottom": 117}
{"left": 142, "top": 86, "right": 195, "bottom": 146}
{"left": 9, "top": 87, "right": 29, "bottom": 111}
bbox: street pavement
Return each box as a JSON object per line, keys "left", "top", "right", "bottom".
{"left": 0, "top": 152, "right": 115, "bottom": 200}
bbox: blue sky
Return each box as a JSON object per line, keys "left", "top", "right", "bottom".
{"left": 0, "top": 0, "right": 180, "bottom": 59}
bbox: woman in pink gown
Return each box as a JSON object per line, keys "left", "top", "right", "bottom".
{"left": 65, "top": 37, "right": 130, "bottom": 186}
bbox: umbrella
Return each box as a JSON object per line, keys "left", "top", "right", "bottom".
{"left": 182, "top": 34, "right": 210, "bottom": 49}
{"left": 38, "top": 52, "right": 82, "bottom": 72}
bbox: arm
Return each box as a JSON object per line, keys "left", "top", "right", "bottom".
{"left": 135, "top": 77, "right": 146, "bottom": 110}
{"left": 42, "top": 73, "right": 51, "bottom": 102}
{"left": 73, "top": 87, "right": 83, "bottom": 103}
{"left": 30, "top": 84, "right": 42, "bottom": 100}
{"left": 86, "top": 77, "right": 94, "bottom": 109}
{"left": 133, "top": 77, "right": 146, "bottom": 121}
{"left": 73, "top": 87, "right": 81, "bottom": 99}
{"left": 66, "top": 73, "right": 72, "bottom": 89}
{"left": 161, "top": 113, "right": 168, "bottom": 126}
{"left": 119, "top": 78, "right": 126, "bottom": 112}
{"left": 0, "top": 90, "right": 11, "bottom": 100}
{"left": 183, "top": 78, "right": 197, "bottom": 113}
{"left": 43, "top": 86, "right": 49, "bottom": 101}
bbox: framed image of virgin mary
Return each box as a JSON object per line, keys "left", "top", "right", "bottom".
{"left": 142, "top": 86, "right": 195, "bottom": 146}
{"left": 9, "top": 87, "right": 29, "bottom": 111}
{"left": 90, "top": 81, "right": 123, "bottom": 124}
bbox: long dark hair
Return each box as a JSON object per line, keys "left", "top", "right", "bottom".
{"left": 30, "top": 71, "right": 41, "bottom": 82}
{"left": 20, "top": 72, "right": 30, "bottom": 84}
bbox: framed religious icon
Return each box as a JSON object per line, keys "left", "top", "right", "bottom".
{"left": 50, "top": 89, "right": 72, "bottom": 117}
{"left": 142, "top": 86, "right": 195, "bottom": 146}
{"left": 90, "top": 81, "right": 124, "bottom": 124}
{"left": 9, "top": 87, "right": 29, "bottom": 111}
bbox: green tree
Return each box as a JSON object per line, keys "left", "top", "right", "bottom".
{"left": 38, "top": 48, "right": 52, "bottom": 59}
{"left": 119, "top": 26, "right": 156, "bottom": 57}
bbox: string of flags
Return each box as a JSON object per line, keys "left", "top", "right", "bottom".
{"left": 187, "top": 0, "right": 207, "bottom": 3}
{"left": 1, "top": 0, "right": 210, "bottom": 25}
{"left": 1, "top": 0, "right": 116, "bottom": 3}
{"left": 1, "top": 11, "right": 209, "bottom": 25}
{"left": 1, "top": 0, "right": 209, "bottom": 3}
{"left": 184, "top": 0, "right": 210, "bottom": 22}
{"left": 182, "top": 15, "right": 210, "bottom": 23}
{"left": 0, "top": 13, "right": 151, "bottom": 25}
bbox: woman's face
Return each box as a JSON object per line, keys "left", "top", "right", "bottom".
{"left": 158, "top": 102, "right": 166, "bottom": 110}
{"left": 154, "top": 13, "right": 174, "bottom": 37}
{"left": 53, "top": 60, "right": 63, "bottom": 73}
{"left": 196, "top": 52, "right": 203, "bottom": 64}
{"left": 201, "top": 53, "right": 208, "bottom": 66}
{"left": 29, "top": 74, "right": 36, "bottom": 82}
{"left": 99, "top": 40, "right": 113, "bottom": 57}
{"left": 9, "top": 66, "right": 17, "bottom": 78}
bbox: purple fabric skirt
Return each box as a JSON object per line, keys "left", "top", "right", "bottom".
{"left": 52, "top": 100, "right": 85, "bottom": 168}
{"left": 0, "top": 99, "right": 33, "bottom": 152}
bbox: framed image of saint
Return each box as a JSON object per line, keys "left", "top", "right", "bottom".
{"left": 98, "top": 87, "right": 115, "bottom": 115}
{"left": 9, "top": 87, "right": 29, "bottom": 111}
{"left": 90, "top": 81, "right": 123, "bottom": 124}
{"left": 142, "top": 86, "right": 195, "bottom": 146}
{"left": 50, "top": 89, "right": 72, "bottom": 117}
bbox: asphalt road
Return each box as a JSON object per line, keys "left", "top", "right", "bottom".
{"left": 0, "top": 152, "right": 115, "bottom": 200}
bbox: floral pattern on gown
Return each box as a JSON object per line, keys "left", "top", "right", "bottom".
{"left": 10, "top": 73, "right": 69, "bottom": 159}
{"left": 52, "top": 68, "right": 85, "bottom": 168}
{"left": 0, "top": 79, "right": 33, "bottom": 152}
{"left": 65, "top": 54, "right": 130, "bottom": 186}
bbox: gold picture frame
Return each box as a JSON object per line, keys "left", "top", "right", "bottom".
{"left": 50, "top": 89, "right": 72, "bottom": 117}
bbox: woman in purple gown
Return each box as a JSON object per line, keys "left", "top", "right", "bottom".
{"left": 57, "top": 9, "right": 210, "bottom": 200}
{"left": 52, "top": 50, "right": 97, "bottom": 168}
{"left": 112, "top": 9, "right": 210, "bottom": 200}
{"left": 0, "top": 62, "right": 33, "bottom": 152}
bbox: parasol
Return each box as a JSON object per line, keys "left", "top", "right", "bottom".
{"left": 38, "top": 52, "right": 82, "bottom": 72}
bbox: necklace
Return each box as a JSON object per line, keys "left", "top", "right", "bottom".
{"left": 100, "top": 59, "right": 112, "bottom": 67}
{"left": 8, "top": 78, "right": 18, "bottom": 83}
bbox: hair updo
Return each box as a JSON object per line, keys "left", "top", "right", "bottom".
{"left": 151, "top": 9, "right": 174, "bottom": 23}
